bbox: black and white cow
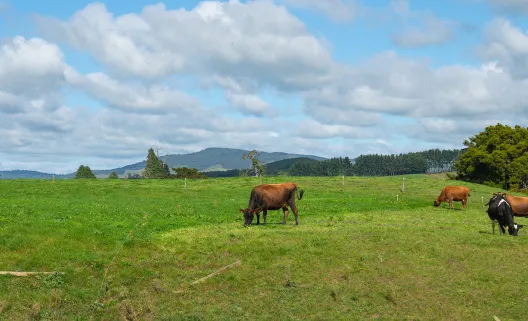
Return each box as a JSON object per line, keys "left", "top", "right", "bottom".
{"left": 486, "top": 192, "right": 523, "bottom": 236}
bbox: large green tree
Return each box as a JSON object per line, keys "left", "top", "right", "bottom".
{"left": 454, "top": 124, "right": 528, "bottom": 189}
{"left": 143, "top": 148, "right": 170, "bottom": 178}
{"left": 75, "top": 165, "right": 96, "bottom": 179}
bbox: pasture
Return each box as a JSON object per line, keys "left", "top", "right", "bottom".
{"left": 0, "top": 175, "right": 528, "bottom": 320}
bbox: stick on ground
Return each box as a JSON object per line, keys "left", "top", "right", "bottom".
{"left": 191, "top": 260, "right": 241, "bottom": 285}
{"left": 0, "top": 271, "right": 64, "bottom": 277}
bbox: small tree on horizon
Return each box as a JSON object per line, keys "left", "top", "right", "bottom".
{"left": 75, "top": 165, "right": 96, "bottom": 179}
{"left": 143, "top": 148, "right": 170, "bottom": 178}
{"left": 242, "top": 150, "right": 266, "bottom": 177}
{"left": 108, "top": 171, "right": 119, "bottom": 179}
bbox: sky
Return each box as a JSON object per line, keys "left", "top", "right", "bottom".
{"left": 1, "top": 0, "right": 528, "bottom": 174}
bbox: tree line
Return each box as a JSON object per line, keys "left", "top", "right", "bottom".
{"left": 288, "top": 149, "right": 461, "bottom": 177}
{"left": 75, "top": 147, "right": 463, "bottom": 179}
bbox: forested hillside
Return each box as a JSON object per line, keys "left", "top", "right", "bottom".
{"left": 288, "top": 149, "right": 461, "bottom": 177}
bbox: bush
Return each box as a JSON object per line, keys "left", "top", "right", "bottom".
{"left": 108, "top": 172, "right": 119, "bottom": 179}
{"left": 446, "top": 172, "right": 457, "bottom": 180}
{"left": 75, "top": 165, "right": 96, "bottom": 179}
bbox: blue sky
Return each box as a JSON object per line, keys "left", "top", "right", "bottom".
{"left": 1, "top": 0, "right": 528, "bottom": 173}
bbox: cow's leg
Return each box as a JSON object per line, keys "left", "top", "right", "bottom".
{"left": 282, "top": 206, "right": 289, "bottom": 225}
{"left": 505, "top": 210, "right": 518, "bottom": 236}
{"left": 287, "top": 200, "right": 299, "bottom": 226}
{"left": 254, "top": 208, "right": 262, "bottom": 225}
{"left": 263, "top": 208, "right": 268, "bottom": 225}
{"left": 462, "top": 198, "right": 467, "bottom": 209}
{"left": 448, "top": 195, "right": 453, "bottom": 209}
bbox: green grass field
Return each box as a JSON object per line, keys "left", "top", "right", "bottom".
{"left": 1, "top": 175, "right": 528, "bottom": 320}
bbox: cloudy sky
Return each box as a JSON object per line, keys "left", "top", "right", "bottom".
{"left": 1, "top": 0, "right": 527, "bottom": 174}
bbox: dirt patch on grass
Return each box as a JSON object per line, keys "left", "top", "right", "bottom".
{"left": 117, "top": 299, "right": 136, "bottom": 321}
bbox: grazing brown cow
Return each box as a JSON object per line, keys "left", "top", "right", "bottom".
{"left": 433, "top": 186, "right": 471, "bottom": 209}
{"left": 239, "top": 182, "right": 305, "bottom": 226}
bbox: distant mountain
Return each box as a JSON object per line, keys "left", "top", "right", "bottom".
{"left": 88, "top": 147, "right": 326, "bottom": 177}
{"left": 0, "top": 147, "right": 326, "bottom": 179}
{"left": 0, "top": 170, "right": 60, "bottom": 179}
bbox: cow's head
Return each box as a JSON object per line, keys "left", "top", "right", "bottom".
{"left": 239, "top": 208, "right": 254, "bottom": 226}
{"left": 508, "top": 223, "right": 523, "bottom": 236}
{"left": 433, "top": 199, "right": 440, "bottom": 207}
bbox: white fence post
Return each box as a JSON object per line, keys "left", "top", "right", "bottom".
{"left": 184, "top": 178, "right": 187, "bottom": 191}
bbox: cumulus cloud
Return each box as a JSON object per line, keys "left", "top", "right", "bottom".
{"left": 380, "top": 0, "right": 456, "bottom": 48}
{"left": 35, "top": 1, "right": 335, "bottom": 91}
{"left": 479, "top": 18, "right": 528, "bottom": 80}
{"left": 390, "top": 14, "right": 453, "bottom": 48}
{"left": 212, "top": 76, "right": 278, "bottom": 117}
{"left": 65, "top": 69, "right": 200, "bottom": 114}
{"left": 305, "top": 51, "right": 528, "bottom": 120}
{"left": 0, "top": 36, "right": 66, "bottom": 96}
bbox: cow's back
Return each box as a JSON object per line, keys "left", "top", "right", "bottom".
{"left": 505, "top": 195, "right": 528, "bottom": 216}
{"left": 253, "top": 183, "right": 296, "bottom": 209}
{"left": 443, "top": 186, "right": 470, "bottom": 199}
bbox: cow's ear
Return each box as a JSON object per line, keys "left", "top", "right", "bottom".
{"left": 503, "top": 193, "right": 507, "bottom": 196}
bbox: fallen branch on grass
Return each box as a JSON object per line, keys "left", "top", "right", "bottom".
{"left": 190, "top": 260, "right": 241, "bottom": 285}
{"left": 0, "top": 271, "right": 64, "bottom": 277}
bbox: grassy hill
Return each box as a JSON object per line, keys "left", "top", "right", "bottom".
{"left": 264, "top": 157, "right": 319, "bottom": 175}
{"left": 1, "top": 175, "right": 528, "bottom": 319}
{"left": 205, "top": 157, "right": 320, "bottom": 177}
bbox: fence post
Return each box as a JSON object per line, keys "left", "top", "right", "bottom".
{"left": 401, "top": 178, "right": 405, "bottom": 193}
{"left": 214, "top": 199, "right": 218, "bottom": 227}
{"left": 52, "top": 175, "right": 55, "bottom": 183}
{"left": 260, "top": 175, "right": 262, "bottom": 185}
{"left": 184, "top": 178, "right": 187, "bottom": 191}
{"left": 342, "top": 175, "right": 345, "bottom": 192}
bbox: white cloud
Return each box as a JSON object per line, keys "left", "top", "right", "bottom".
{"left": 212, "top": 75, "right": 278, "bottom": 117}
{"left": 0, "top": 36, "right": 66, "bottom": 96}
{"left": 35, "top": 1, "right": 335, "bottom": 91}
{"left": 305, "top": 51, "right": 528, "bottom": 120}
{"left": 65, "top": 69, "right": 200, "bottom": 114}
{"left": 479, "top": 18, "right": 528, "bottom": 80}
{"left": 297, "top": 119, "right": 378, "bottom": 139}
{"left": 379, "top": 0, "right": 456, "bottom": 48}
{"left": 390, "top": 14, "right": 453, "bottom": 48}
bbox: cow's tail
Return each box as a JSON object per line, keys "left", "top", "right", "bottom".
{"left": 297, "top": 188, "right": 305, "bottom": 200}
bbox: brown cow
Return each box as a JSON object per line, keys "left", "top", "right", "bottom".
{"left": 504, "top": 193, "right": 528, "bottom": 217}
{"left": 433, "top": 186, "right": 470, "bottom": 209}
{"left": 239, "top": 182, "right": 304, "bottom": 226}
